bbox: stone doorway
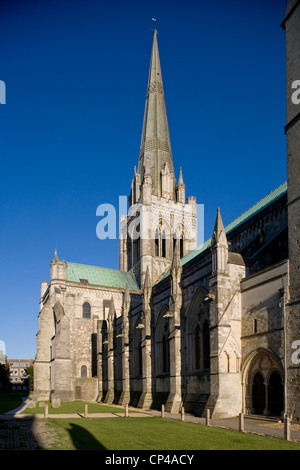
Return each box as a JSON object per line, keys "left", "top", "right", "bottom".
{"left": 252, "top": 371, "right": 265, "bottom": 415}
{"left": 243, "top": 349, "right": 284, "bottom": 418}
{"left": 268, "top": 370, "right": 284, "bottom": 416}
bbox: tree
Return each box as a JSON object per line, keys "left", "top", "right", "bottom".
{"left": 23, "top": 365, "right": 34, "bottom": 389}
{"left": 0, "top": 360, "right": 10, "bottom": 390}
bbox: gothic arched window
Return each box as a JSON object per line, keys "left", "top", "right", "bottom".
{"left": 155, "top": 228, "right": 159, "bottom": 257}
{"left": 203, "top": 320, "right": 210, "bottom": 370}
{"left": 82, "top": 302, "right": 91, "bottom": 319}
{"left": 180, "top": 236, "right": 184, "bottom": 258}
{"left": 162, "top": 230, "right": 166, "bottom": 258}
{"left": 195, "top": 324, "right": 201, "bottom": 370}
{"left": 81, "top": 365, "right": 87, "bottom": 378}
{"left": 162, "top": 324, "right": 170, "bottom": 373}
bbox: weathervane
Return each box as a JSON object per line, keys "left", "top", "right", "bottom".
{"left": 152, "top": 17, "right": 157, "bottom": 31}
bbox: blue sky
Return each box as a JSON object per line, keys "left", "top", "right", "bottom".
{"left": 0, "top": 0, "right": 287, "bottom": 358}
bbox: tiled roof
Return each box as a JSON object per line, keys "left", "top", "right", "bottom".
{"left": 66, "top": 262, "right": 140, "bottom": 291}
{"left": 157, "top": 181, "right": 287, "bottom": 281}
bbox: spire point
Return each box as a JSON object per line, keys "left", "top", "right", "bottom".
{"left": 178, "top": 167, "right": 184, "bottom": 185}
{"left": 138, "top": 20, "right": 174, "bottom": 197}
{"left": 152, "top": 18, "right": 157, "bottom": 33}
{"left": 212, "top": 207, "right": 227, "bottom": 245}
{"left": 52, "top": 246, "right": 59, "bottom": 263}
{"left": 144, "top": 265, "right": 152, "bottom": 290}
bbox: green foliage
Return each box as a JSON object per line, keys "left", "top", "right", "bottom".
{"left": 23, "top": 365, "right": 34, "bottom": 389}
{"left": 0, "top": 361, "right": 10, "bottom": 390}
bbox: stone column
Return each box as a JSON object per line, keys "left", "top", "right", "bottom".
{"left": 104, "top": 328, "right": 115, "bottom": 404}
{"left": 137, "top": 266, "right": 153, "bottom": 409}
{"left": 118, "top": 286, "right": 131, "bottom": 405}
{"left": 96, "top": 320, "right": 103, "bottom": 402}
{"left": 204, "top": 208, "right": 244, "bottom": 419}
{"left": 103, "top": 298, "right": 115, "bottom": 404}
{"left": 165, "top": 240, "right": 182, "bottom": 413}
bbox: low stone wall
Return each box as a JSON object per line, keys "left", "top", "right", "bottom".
{"left": 73, "top": 378, "right": 98, "bottom": 402}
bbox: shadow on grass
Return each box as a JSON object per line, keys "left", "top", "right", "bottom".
{"left": 68, "top": 423, "right": 107, "bottom": 450}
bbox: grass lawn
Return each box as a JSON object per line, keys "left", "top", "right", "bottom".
{"left": 39, "top": 417, "right": 300, "bottom": 450}
{"left": 21, "top": 400, "right": 136, "bottom": 415}
{"left": 0, "top": 391, "right": 28, "bottom": 414}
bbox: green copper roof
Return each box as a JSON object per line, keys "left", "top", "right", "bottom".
{"left": 158, "top": 181, "right": 287, "bottom": 282}
{"left": 223, "top": 181, "right": 287, "bottom": 237}
{"left": 67, "top": 262, "right": 140, "bottom": 290}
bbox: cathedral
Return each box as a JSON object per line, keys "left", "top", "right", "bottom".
{"left": 34, "top": 1, "right": 300, "bottom": 421}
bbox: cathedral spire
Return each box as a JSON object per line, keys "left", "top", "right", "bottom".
{"left": 138, "top": 28, "right": 175, "bottom": 198}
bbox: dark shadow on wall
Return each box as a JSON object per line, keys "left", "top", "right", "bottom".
{"left": 68, "top": 423, "right": 107, "bottom": 450}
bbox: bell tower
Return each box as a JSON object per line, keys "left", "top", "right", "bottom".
{"left": 119, "top": 29, "right": 198, "bottom": 287}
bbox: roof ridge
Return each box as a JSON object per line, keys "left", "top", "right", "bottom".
{"left": 66, "top": 261, "right": 123, "bottom": 272}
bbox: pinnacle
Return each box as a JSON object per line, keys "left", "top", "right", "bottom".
{"left": 212, "top": 207, "right": 227, "bottom": 245}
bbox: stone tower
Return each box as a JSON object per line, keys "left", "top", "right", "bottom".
{"left": 282, "top": 0, "right": 300, "bottom": 422}
{"left": 119, "top": 29, "right": 198, "bottom": 287}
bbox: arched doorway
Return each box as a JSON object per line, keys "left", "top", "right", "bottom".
{"left": 252, "top": 372, "right": 265, "bottom": 415}
{"left": 268, "top": 370, "right": 284, "bottom": 417}
{"left": 243, "top": 349, "right": 284, "bottom": 418}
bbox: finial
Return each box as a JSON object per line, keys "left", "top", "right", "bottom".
{"left": 152, "top": 18, "right": 157, "bottom": 33}
{"left": 144, "top": 265, "right": 152, "bottom": 290}
{"left": 172, "top": 238, "right": 181, "bottom": 270}
{"left": 108, "top": 296, "right": 115, "bottom": 321}
{"left": 178, "top": 167, "right": 184, "bottom": 185}
{"left": 52, "top": 246, "right": 59, "bottom": 263}
{"left": 124, "top": 284, "right": 130, "bottom": 305}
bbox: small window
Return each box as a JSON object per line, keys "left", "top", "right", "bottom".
{"left": 162, "top": 230, "right": 166, "bottom": 258}
{"left": 81, "top": 365, "right": 87, "bottom": 378}
{"left": 155, "top": 229, "right": 159, "bottom": 256}
{"left": 82, "top": 302, "right": 91, "bottom": 319}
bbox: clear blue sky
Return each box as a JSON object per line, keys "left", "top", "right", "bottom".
{"left": 0, "top": 0, "right": 287, "bottom": 358}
